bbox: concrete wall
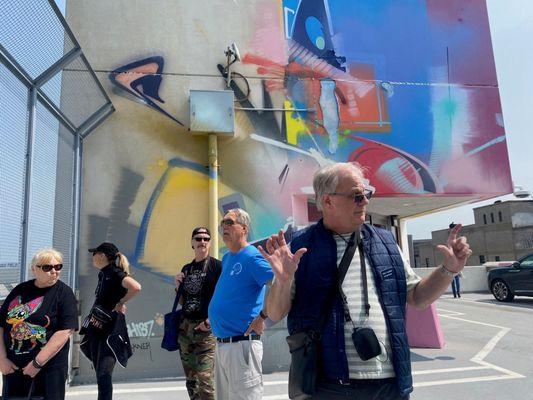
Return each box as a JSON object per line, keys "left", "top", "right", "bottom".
{"left": 64, "top": 0, "right": 507, "bottom": 382}
{"left": 414, "top": 266, "right": 490, "bottom": 293}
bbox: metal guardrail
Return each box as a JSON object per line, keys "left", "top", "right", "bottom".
{"left": 0, "top": 0, "right": 114, "bottom": 292}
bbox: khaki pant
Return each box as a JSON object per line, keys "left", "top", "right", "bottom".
{"left": 214, "top": 339, "right": 263, "bottom": 400}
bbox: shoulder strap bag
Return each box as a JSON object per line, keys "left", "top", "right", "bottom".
{"left": 286, "top": 232, "right": 357, "bottom": 400}
{"left": 339, "top": 242, "right": 382, "bottom": 361}
{"left": 161, "top": 284, "right": 184, "bottom": 352}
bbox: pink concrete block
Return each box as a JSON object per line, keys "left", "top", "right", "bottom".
{"left": 405, "top": 303, "right": 445, "bottom": 349}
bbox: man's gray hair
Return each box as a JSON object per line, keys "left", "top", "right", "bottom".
{"left": 313, "top": 162, "right": 365, "bottom": 211}
{"left": 228, "top": 208, "right": 251, "bottom": 228}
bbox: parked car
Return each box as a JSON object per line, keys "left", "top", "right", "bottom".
{"left": 488, "top": 253, "right": 533, "bottom": 301}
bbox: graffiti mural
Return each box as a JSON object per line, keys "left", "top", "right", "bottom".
{"left": 103, "top": 0, "right": 512, "bottom": 282}
{"left": 109, "top": 56, "right": 183, "bottom": 125}
{"left": 239, "top": 0, "right": 511, "bottom": 196}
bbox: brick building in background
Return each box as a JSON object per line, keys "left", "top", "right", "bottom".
{"left": 411, "top": 200, "right": 533, "bottom": 268}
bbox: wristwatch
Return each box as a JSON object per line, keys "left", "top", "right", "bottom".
{"left": 259, "top": 310, "right": 268, "bottom": 320}
{"left": 440, "top": 264, "right": 458, "bottom": 277}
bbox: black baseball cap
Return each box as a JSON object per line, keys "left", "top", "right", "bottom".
{"left": 191, "top": 227, "right": 211, "bottom": 239}
{"left": 88, "top": 242, "right": 119, "bottom": 258}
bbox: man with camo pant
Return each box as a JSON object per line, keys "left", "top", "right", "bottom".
{"left": 176, "top": 227, "right": 222, "bottom": 399}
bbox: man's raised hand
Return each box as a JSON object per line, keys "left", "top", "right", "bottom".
{"left": 258, "top": 230, "right": 307, "bottom": 283}
{"left": 436, "top": 223, "right": 472, "bottom": 273}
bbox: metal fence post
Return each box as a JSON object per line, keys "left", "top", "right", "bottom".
{"left": 69, "top": 133, "right": 82, "bottom": 290}
{"left": 19, "top": 86, "right": 37, "bottom": 281}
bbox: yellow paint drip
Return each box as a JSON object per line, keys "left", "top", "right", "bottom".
{"left": 284, "top": 100, "right": 310, "bottom": 145}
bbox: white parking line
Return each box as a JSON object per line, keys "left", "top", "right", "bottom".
{"left": 415, "top": 312, "right": 526, "bottom": 385}
{"left": 440, "top": 314, "right": 506, "bottom": 330}
{"left": 67, "top": 380, "right": 289, "bottom": 396}
{"left": 436, "top": 307, "right": 464, "bottom": 316}
{"left": 442, "top": 296, "right": 532, "bottom": 312}
{"left": 414, "top": 374, "right": 520, "bottom": 388}
{"left": 412, "top": 366, "right": 490, "bottom": 375}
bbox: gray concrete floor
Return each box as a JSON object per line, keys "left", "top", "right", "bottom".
{"left": 65, "top": 293, "right": 533, "bottom": 399}
{"left": 4, "top": 293, "right": 533, "bottom": 399}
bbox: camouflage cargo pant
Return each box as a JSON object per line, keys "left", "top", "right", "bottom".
{"left": 178, "top": 318, "right": 216, "bottom": 400}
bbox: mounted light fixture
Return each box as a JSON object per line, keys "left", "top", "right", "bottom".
{"left": 513, "top": 185, "right": 531, "bottom": 198}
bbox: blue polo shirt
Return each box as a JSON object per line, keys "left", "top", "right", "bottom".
{"left": 208, "top": 245, "right": 273, "bottom": 338}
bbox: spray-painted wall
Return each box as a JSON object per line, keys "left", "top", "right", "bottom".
{"left": 65, "top": 0, "right": 511, "bottom": 381}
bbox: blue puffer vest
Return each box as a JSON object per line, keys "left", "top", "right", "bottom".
{"left": 287, "top": 219, "right": 413, "bottom": 397}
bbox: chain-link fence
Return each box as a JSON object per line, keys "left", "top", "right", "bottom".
{"left": 0, "top": 0, "right": 114, "bottom": 296}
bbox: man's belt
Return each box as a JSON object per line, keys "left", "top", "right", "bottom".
{"left": 216, "top": 334, "right": 261, "bottom": 343}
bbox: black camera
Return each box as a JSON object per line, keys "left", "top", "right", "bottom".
{"left": 352, "top": 327, "right": 381, "bottom": 361}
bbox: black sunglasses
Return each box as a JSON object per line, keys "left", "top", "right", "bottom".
{"left": 220, "top": 219, "right": 237, "bottom": 227}
{"left": 194, "top": 237, "right": 211, "bottom": 242}
{"left": 329, "top": 188, "right": 374, "bottom": 205}
{"left": 37, "top": 264, "right": 63, "bottom": 272}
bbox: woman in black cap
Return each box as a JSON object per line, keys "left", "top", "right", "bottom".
{"left": 175, "top": 227, "right": 221, "bottom": 399}
{"left": 83, "top": 242, "right": 141, "bottom": 400}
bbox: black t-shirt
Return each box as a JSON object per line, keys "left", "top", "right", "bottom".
{"left": 0, "top": 279, "right": 78, "bottom": 368}
{"left": 180, "top": 257, "right": 222, "bottom": 320}
{"left": 94, "top": 263, "right": 128, "bottom": 312}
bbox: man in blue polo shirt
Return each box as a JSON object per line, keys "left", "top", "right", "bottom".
{"left": 208, "top": 208, "right": 273, "bottom": 400}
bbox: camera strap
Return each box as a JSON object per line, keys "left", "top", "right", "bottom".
{"left": 338, "top": 236, "right": 371, "bottom": 329}
{"left": 311, "top": 231, "right": 357, "bottom": 334}
{"left": 336, "top": 232, "right": 359, "bottom": 329}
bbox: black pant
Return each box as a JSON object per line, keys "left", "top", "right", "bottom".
{"left": 313, "top": 378, "right": 409, "bottom": 400}
{"left": 2, "top": 363, "right": 68, "bottom": 400}
{"left": 89, "top": 337, "right": 117, "bottom": 400}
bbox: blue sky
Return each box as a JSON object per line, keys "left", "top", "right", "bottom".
{"left": 406, "top": 0, "right": 533, "bottom": 239}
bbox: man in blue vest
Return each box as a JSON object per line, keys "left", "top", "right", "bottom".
{"left": 260, "top": 162, "right": 472, "bottom": 399}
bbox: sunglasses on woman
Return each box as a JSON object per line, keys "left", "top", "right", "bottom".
{"left": 37, "top": 264, "right": 63, "bottom": 272}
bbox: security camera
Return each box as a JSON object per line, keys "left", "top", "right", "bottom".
{"left": 225, "top": 42, "right": 241, "bottom": 64}
{"left": 224, "top": 42, "right": 242, "bottom": 88}
{"left": 231, "top": 42, "right": 241, "bottom": 62}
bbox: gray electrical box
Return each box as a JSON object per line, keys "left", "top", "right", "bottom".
{"left": 189, "top": 90, "right": 234, "bottom": 135}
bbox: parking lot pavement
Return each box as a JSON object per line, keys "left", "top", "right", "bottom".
{"left": 61, "top": 293, "right": 532, "bottom": 399}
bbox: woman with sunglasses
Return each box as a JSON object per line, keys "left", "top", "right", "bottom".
{"left": 0, "top": 248, "right": 78, "bottom": 399}
{"left": 175, "top": 227, "right": 221, "bottom": 399}
{"left": 82, "top": 242, "right": 141, "bottom": 400}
